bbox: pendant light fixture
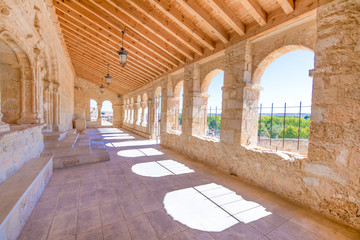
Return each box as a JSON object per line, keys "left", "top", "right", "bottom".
{"left": 100, "top": 84, "right": 105, "bottom": 94}
{"left": 105, "top": 64, "right": 112, "bottom": 86}
{"left": 117, "top": 27, "right": 128, "bottom": 67}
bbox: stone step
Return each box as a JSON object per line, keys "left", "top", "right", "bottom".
{"left": 0, "top": 156, "right": 53, "bottom": 240}
{"left": 41, "top": 145, "right": 91, "bottom": 158}
{"left": 53, "top": 149, "right": 110, "bottom": 169}
{"left": 43, "top": 131, "right": 67, "bottom": 142}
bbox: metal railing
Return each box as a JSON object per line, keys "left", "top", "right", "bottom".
{"left": 257, "top": 102, "right": 311, "bottom": 152}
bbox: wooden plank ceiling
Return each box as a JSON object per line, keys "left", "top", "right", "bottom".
{"left": 54, "top": 0, "right": 300, "bottom": 95}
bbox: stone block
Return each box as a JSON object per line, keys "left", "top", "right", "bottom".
{"left": 74, "top": 118, "right": 86, "bottom": 133}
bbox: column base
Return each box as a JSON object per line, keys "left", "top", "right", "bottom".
{"left": 0, "top": 122, "right": 10, "bottom": 133}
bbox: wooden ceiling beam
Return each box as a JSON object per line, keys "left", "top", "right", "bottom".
{"left": 75, "top": 69, "right": 129, "bottom": 94}
{"left": 62, "top": 28, "right": 155, "bottom": 81}
{"left": 59, "top": 19, "right": 164, "bottom": 76}
{"left": 147, "top": 0, "right": 215, "bottom": 50}
{"left": 82, "top": 0, "right": 187, "bottom": 64}
{"left": 276, "top": 0, "right": 295, "bottom": 14}
{"left": 105, "top": 0, "right": 197, "bottom": 59}
{"left": 65, "top": 37, "right": 149, "bottom": 85}
{"left": 207, "top": 0, "right": 246, "bottom": 36}
{"left": 70, "top": 55, "right": 142, "bottom": 91}
{"left": 240, "top": 0, "right": 267, "bottom": 26}
{"left": 57, "top": 14, "right": 168, "bottom": 74}
{"left": 125, "top": 0, "right": 204, "bottom": 55}
{"left": 65, "top": 39, "right": 149, "bottom": 87}
{"left": 176, "top": 0, "right": 228, "bottom": 43}
{"left": 69, "top": 50, "right": 143, "bottom": 89}
{"left": 54, "top": 0, "right": 179, "bottom": 69}
{"left": 72, "top": 60, "right": 132, "bottom": 91}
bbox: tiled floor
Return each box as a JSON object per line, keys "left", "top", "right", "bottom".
{"left": 18, "top": 128, "right": 360, "bottom": 240}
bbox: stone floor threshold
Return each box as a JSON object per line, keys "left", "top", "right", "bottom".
{"left": 18, "top": 128, "right": 360, "bottom": 240}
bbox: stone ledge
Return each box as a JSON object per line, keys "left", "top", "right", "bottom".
{"left": 0, "top": 156, "right": 53, "bottom": 240}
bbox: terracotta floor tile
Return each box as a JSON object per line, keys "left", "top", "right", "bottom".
{"left": 164, "top": 232, "right": 189, "bottom": 240}
{"left": 118, "top": 197, "right": 144, "bottom": 219}
{"left": 100, "top": 200, "right": 124, "bottom": 225}
{"left": 48, "top": 210, "right": 77, "bottom": 240}
{"left": 77, "top": 227, "right": 103, "bottom": 240}
{"left": 267, "top": 221, "right": 323, "bottom": 240}
{"left": 77, "top": 206, "right": 102, "bottom": 234}
{"left": 146, "top": 209, "right": 181, "bottom": 239}
{"left": 126, "top": 215, "right": 157, "bottom": 240}
{"left": 103, "top": 221, "right": 131, "bottom": 240}
{"left": 18, "top": 216, "right": 52, "bottom": 240}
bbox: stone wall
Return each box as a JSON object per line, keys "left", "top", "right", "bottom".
{"left": 122, "top": 3, "right": 360, "bottom": 230}
{"left": 0, "top": 124, "right": 44, "bottom": 184}
{"left": 74, "top": 77, "right": 122, "bottom": 128}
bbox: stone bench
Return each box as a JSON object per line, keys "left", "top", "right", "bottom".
{"left": 0, "top": 156, "right": 53, "bottom": 240}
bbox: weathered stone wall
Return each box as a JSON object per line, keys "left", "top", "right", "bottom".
{"left": 74, "top": 77, "right": 121, "bottom": 128}
{"left": 0, "top": 40, "right": 21, "bottom": 124}
{"left": 122, "top": 4, "right": 360, "bottom": 230}
{"left": 0, "top": 124, "right": 44, "bottom": 184}
{"left": 306, "top": 0, "right": 360, "bottom": 229}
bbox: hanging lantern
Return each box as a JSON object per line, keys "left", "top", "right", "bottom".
{"left": 100, "top": 85, "right": 105, "bottom": 94}
{"left": 105, "top": 64, "right": 112, "bottom": 86}
{"left": 117, "top": 28, "right": 128, "bottom": 67}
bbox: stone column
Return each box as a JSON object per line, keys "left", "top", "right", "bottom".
{"left": 221, "top": 40, "right": 258, "bottom": 145}
{"left": 43, "top": 80, "right": 51, "bottom": 131}
{"left": 113, "top": 104, "right": 121, "bottom": 128}
{"left": 182, "top": 63, "right": 208, "bottom": 137}
{"left": 52, "top": 83, "right": 60, "bottom": 131}
{"left": 97, "top": 103, "right": 101, "bottom": 126}
{"left": 140, "top": 101, "right": 147, "bottom": 126}
{"left": 0, "top": 80, "right": 10, "bottom": 133}
{"left": 147, "top": 99, "right": 154, "bottom": 136}
{"left": 134, "top": 102, "right": 140, "bottom": 125}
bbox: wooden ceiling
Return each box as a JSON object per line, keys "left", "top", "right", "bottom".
{"left": 54, "top": 0, "right": 315, "bottom": 95}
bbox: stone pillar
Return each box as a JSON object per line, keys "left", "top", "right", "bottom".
{"left": 140, "top": 101, "right": 147, "bottom": 126}
{"left": 306, "top": 0, "right": 360, "bottom": 229}
{"left": 134, "top": 102, "right": 140, "bottom": 125}
{"left": 0, "top": 80, "right": 10, "bottom": 133}
{"left": 52, "top": 83, "right": 60, "bottom": 131}
{"left": 97, "top": 103, "right": 101, "bottom": 126}
{"left": 182, "top": 63, "right": 208, "bottom": 137}
{"left": 43, "top": 80, "right": 51, "bottom": 131}
{"left": 147, "top": 99, "right": 154, "bottom": 136}
{"left": 113, "top": 104, "right": 121, "bottom": 127}
{"left": 221, "top": 40, "right": 257, "bottom": 145}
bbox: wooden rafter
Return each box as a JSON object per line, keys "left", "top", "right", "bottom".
{"left": 104, "top": 0, "right": 197, "bottom": 59}
{"left": 57, "top": 14, "right": 167, "bottom": 74}
{"left": 85, "top": 0, "right": 187, "bottom": 63}
{"left": 147, "top": 0, "right": 215, "bottom": 50}
{"left": 54, "top": 0, "right": 179, "bottom": 68}
{"left": 240, "top": 0, "right": 267, "bottom": 26}
{"left": 125, "top": 0, "right": 204, "bottom": 55}
{"left": 276, "top": 0, "right": 295, "bottom": 14}
{"left": 175, "top": 0, "right": 228, "bottom": 43}
{"left": 206, "top": 0, "right": 246, "bottom": 36}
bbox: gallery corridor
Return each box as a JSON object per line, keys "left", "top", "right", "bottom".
{"left": 18, "top": 128, "right": 360, "bottom": 240}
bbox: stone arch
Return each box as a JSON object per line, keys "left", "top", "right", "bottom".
{"left": 90, "top": 99, "right": 98, "bottom": 121}
{"left": 201, "top": 69, "right": 223, "bottom": 93}
{"left": 101, "top": 100, "right": 113, "bottom": 126}
{"left": 137, "top": 95, "right": 141, "bottom": 103}
{"left": 252, "top": 45, "right": 314, "bottom": 86}
{"left": 174, "top": 80, "right": 184, "bottom": 98}
{"left": 154, "top": 86, "right": 161, "bottom": 97}
{"left": 0, "top": 31, "right": 34, "bottom": 124}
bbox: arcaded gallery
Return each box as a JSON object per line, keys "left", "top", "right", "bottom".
{"left": 0, "top": 0, "right": 359, "bottom": 239}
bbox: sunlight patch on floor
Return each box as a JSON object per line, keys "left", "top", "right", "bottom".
{"left": 111, "top": 140, "right": 158, "bottom": 148}
{"left": 164, "top": 183, "right": 271, "bottom": 232}
{"left": 132, "top": 160, "right": 194, "bottom": 177}
{"left": 117, "top": 148, "right": 164, "bottom": 157}
{"left": 103, "top": 136, "right": 135, "bottom": 140}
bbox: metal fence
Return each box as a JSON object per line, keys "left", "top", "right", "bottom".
{"left": 257, "top": 102, "right": 311, "bottom": 152}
